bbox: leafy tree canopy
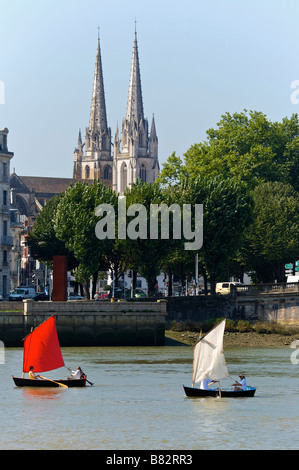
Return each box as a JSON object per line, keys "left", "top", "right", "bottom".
{"left": 27, "top": 194, "right": 77, "bottom": 270}
{"left": 159, "top": 110, "right": 299, "bottom": 191}
{"left": 241, "top": 181, "right": 299, "bottom": 282}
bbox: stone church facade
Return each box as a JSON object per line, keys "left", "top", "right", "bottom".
{"left": 73, "top": 31, "right": 159, "bottom": 193}
{"left": 12, "top": 30, "right": 160, "bottom": 221}
{"left": 8, "top": 31, "right": 160, "bottom": 294}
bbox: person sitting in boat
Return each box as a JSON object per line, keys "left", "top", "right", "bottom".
{"left": 200, "top": 377, "right": 216, "bottom": 390}
{"left": 28, "top": 366, "right": 41, "bottom": 380}
{"left": 68, "top": 366, "right": 84, "bottom": 379}
{"left": 233, "top": 374, "right": 248, "bottom": 390}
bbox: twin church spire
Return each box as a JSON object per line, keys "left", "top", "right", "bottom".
{"left": 73, "top": 29, "right": 159, "bottom": 191}
{"left": 89, "top": 33, "right": 109, "bottom": 136}
{"left": 126, "top": 31, "right": 144, "bottom": 125}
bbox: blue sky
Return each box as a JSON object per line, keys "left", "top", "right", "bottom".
{"left": 1, "top": 0, "right": 299, "bottom": 178}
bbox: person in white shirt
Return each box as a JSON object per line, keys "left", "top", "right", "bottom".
{"left": 200, "top": 377, "right": 215, "bottom": 390}
{"left": 68, "top": 366, "right": 83, "bottom": 379}
{"left": 234, "top": 374, "right": 247, "bottom": 390}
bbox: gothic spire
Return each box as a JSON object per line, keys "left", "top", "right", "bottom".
{"left": 150, "top": 115, "right": 157, "bottom": 140}
{"left": 126, "top": 31, "right": 144, "bottom": 124}
{"left": 78, "top": 129, "right": 82, "bottom": 147}
{"left": 89, "top": 32, "right": 108, "bottom": 134}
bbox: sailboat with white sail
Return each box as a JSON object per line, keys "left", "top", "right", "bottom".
{"left": 183, "top": 319, "right": 256, "bottom": 397}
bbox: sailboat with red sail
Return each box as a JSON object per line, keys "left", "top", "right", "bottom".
{"left": 12, "top": 315, "right": 86, "bottom": 388}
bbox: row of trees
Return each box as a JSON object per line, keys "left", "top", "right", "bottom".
{"left": 29, "top": 110, "right": 299, "bottom": 296}
{"left": 28, "top": 176, "right": 252, "bottom": 296}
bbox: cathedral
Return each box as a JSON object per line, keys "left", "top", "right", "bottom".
{"left": 12, "top": 30, "right": 160, "bottom": 219}
{"left": 73, "top": 30, "right": 159, "bottom": 193}
{"left": 8, "top": 30, "right": 160, "bottom": 294}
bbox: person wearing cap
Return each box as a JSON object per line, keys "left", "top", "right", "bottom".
{"left": 233, "top": 374, "right": 248, "bottom": 390}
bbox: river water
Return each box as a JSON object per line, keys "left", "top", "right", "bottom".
{"left": 1, "top": 344, "right": 299, "bottom": 450}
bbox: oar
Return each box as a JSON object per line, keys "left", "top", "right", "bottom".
{"left": 229, "top": 374, "right": 242, "bottom": 387}
{"left": 218, "top": 381, "right": 221, "bottom": 398}
{"left": 39, "top": 375, "right": 68, "bottom": 388}
{"left": 81, "top": 370, "right": 94, "bottom": 386}
{"left": 66, "top": 367, "right": 94, "bottom": 386}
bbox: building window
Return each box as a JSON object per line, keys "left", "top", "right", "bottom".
{"left": 120, "top": 162, "right": 127, "bottom": 194}
{"left": 3, "top": 275, "right": 7, "bottom": 298}
{"left": 3, "top": 190, "right": 7, "bottom": 206}
{"left": 85, "top": 165, "right": 90, "bottom": 179}
{"left": 103, "top": 165, "right": 112, "bottom": 180}
{"left": 139, "top": 164, "right": 146, "bottom": 183}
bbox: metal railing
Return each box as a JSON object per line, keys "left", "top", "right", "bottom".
{"left": 231, "top": 282, "right": 299, "bottom": 295}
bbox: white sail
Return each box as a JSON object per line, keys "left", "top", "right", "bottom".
{"left": 192, "top": 319, "right": 229, "bottom": 385}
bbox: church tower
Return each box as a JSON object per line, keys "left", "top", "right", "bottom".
{"left": 73, "top": 33, "right": 113, "bottom": 185}
{"left": 112, "top": 31, "right": 159, "bottom": 194}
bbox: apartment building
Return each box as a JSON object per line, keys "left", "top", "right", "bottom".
{"left": 0, "top": 128, "right": 13, "bottom": 298}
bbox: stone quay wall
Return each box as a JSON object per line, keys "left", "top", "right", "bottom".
{"left": 0, "top": 300, "right": 167, "bottom": 347}
{"left": 0, "top": 286, "right": 298, "bottom": 346}
{"left": 165, "top": 290, "right": 299, "bottom": 326}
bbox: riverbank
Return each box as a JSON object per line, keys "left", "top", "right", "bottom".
{"left": 165, "top": 329, "right": 299, "bottom": 348}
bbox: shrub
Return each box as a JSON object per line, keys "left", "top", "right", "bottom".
{"left": 236, "top": 320, "right": 252, "bottom": 332}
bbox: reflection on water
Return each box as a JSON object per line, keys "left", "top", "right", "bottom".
{"left": 2, "top": 346, "right": 299, "bottom": 450}
{"left": 21, "top": 387, "right": 66, "bottom": 400}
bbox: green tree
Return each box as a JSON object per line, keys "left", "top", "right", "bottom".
{"left": 55, "top": 181, "right": 119, "bottom": 298}
{"left": 156, "top": 152, "right": 186, "bottom": 187}
{"left": 242, "top": 182, "right": 299, "bottom": 282}
{"left": 124, "top": 181, "right": 172, "bottom": 296}
{"left": 28, "top": 194, "right": 77, "bottom": 270}
{"left": 160, "top": 110, "right": 299, "bottom": 191}
{"left": 174, "top": 176, "right": 253, "bottom": 293}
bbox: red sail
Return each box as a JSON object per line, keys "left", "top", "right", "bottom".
{"left": 23, "top": 316, "right": 65, "bottom": 373}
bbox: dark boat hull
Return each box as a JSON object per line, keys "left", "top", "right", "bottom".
{"left": 183, "top": 385, "right": 256, "bottom": 397}
{"left": 12, "top": 376, "right": 86, "bottom": 388}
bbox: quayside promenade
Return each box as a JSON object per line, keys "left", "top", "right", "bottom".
{"left": 0, "top": 282, "right": 298, "bottom": 347}
{"left": 0, "top": 299, "right": 167, "bottom": 347}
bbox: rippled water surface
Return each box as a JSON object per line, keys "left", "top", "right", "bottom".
{"left": 1, "top": 345, "right": 299, "bottom": 450}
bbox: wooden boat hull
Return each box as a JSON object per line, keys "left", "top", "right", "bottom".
{"left": 12, "top": 376, "right": 86, "bottom": 388}
{"left": 183, "top": 385, "right": 256, "bottom": 398}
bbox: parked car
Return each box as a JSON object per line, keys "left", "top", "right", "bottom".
{"left": 0, "top": 295, "right": 3, "bottom": 301}
{"left": 9, "top": 287, "right": 36, "bottom": 301}
{"left": 110, "top": 288, "right": 147, "bottom": 299}
{"left": 133, "top": 289, "right": 146, "bottom": 298}
{"left": 216, "top": 282, "right": 243, "bottom": 294}
{"left": 33, "top": 292, "right": 49, "bottom": 301}
{"left": 68, "top": 293, "right": 85, "bottom": 300}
